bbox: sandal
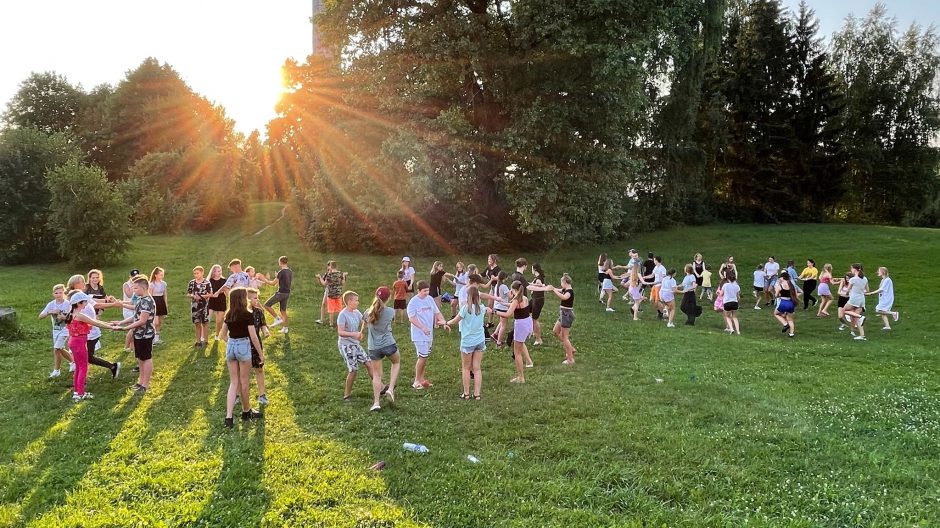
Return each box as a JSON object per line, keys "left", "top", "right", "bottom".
{"left": 473, "top": 395, "right": 481, "bottom": 400}
{"left": 459, "top": 393, "right": 470, "bottom": 400}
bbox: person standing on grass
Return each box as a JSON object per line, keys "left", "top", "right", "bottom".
{"left": 679, "top": 264, "right": 700, "bottom": 326}
{"left": 66, "top": 274, "right": 123, "bottom": 379}
{"left": 428, "top": 261, "right": 447, "bottom": 309}
{"left": 692, "top": 253, "right": 706, "bottom": 290}
{"left": 261, "top": 255, "right": 292, "bottom": 334}
{"left": 596, "top": 253, "right": 608, "bottom": 301}
{"left": 122, "top": 269, "right": 139, "bottom": 321}
{"left": 763, "top": 257, "right": 780, "bottom": 306}
{"left": 627, "top": 268, "right": 646, "bottom": 321}
{"left": 798, "top": 259, "right": 819, "bottom": 310}
{"left": 867, "top": 266, "right": 899, "bottom": 331}
{"left": 315, "top": 262, "right": 330, "bottom": 325}
{"left": 84, "top": 269, "right": 107, "bottom": 314}
{"left": 530, "top": 263, "right": 547, "bottom": 345}
{"left": 39, "top": 284, "right": 75, "bottom": 379}
{"left": 483, "top": 254, "right": 502, "bottom": 326}
{"left": 816, "top": 263, "right": 835, "bottom": 317}
{"left": 842, "top": 263, "right": 869, "bottom": 341}
{"left": 443, "top": 262, "right": 468, "bottom": 318}
{"left": 319, "top": 261, "right": 347, "bottom": 327}
{"left": 217, "top": 287, "right": 263, "bottom": 428}
{"left": 499, "top": 281, "right": 534, "bottom": 383}
{"left": 408, "top": 280, "right": 449, "bottom": 390}
{"left": 660, "top": 268, "right": 678, "bottom": 328}
{"left": 400, "top": 257, "right": 416, "bottom": 301}
{"left": 491, "top": 271, "right": 511, "bottom": 345}
{"left": 365, "top": 287, "right": 401, "bottom": 404}
{"left": 641, "top": 252, "right": 655, "bottom": 296}
{"left": 786, "top": 260, "right": 803, "bottom": 298}
{"left": 392, "top": 271, "right": 409, "bottom": 323}
{"left": 114, "top": 275, "right": 156, "bottom": 394}
{"left": 149, "top": 267, "right": 168, "bottom": 345}
{"left": 207, "top": 264, "right": 228, "bottom": 340}
{"left": 721, "top": 271, "right": 741, "bottom": 335}
{"left": 647, "top": 256, "right": 667, "bottom": 320}
{"left": 530, "top": 274, "right": 577, "bottom": 364}
{"left": 713, "top": 274, "right": 726, "bottom": 316}
{"left": 445, "top": 285, "right": 489, "bottom": 399}
{"left": 718, "top": 255, "right": 738, "bottom": 281}
{"left": 773, "top": 271, "right": 797, "bottom": 338}
{"left": 752, "top": 264, "right": 766, "bottom": 310}
{"left": 188, "top": 266, "right": 213, "bottom": 347}
{"left": 601, "top": 258, "right": 626, "bottom": 313}
{"left": 64, "top": 292, "right": 120, "bottom": 402}
{"left": 247, "top": 288, "right": 270, "bottom": 407}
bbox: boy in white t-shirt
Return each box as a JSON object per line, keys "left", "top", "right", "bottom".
{"left": 407, "top": 280, "right": 448, "bottom": 390}
{"left": 752, "top": 264, "right": 766, "bottom": 310}
{"left": 38, "top": 283, "right": 75, "bottom": 378}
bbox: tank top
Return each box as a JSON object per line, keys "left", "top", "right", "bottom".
{"left": 531, "top": 274, "right": 545, "bottom": 300}
{"left": 694, "top": 261, "right": 704, "bottom": 275}
{"left": 560, "top": 288, "right": 574, "bottom": 308}
{"left": 67, "top": 318, "right": 92, "bottom": 337}
{"left": 209, "top": 277, "right": 227, "bottom": 295}
{"left": 779, "top": 286, "right": 792, "bottom": 299}
{"left": 513, "top": 303, "right": 531, "bottom": 319}
{"left": 820, "top": 274, "right": 831, "bottom": 284}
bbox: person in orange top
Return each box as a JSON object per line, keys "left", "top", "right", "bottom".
{"left": 392, "top": 270, "right": 409, "bottom": 323}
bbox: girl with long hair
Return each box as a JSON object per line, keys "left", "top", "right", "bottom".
{"left": 444, "top": 285, "right": 489, "bottom": 399}
{"left": 149, "top": 267, "right": 168, "bottom": 345}
{"left": 773, "top": 271, "right": 797, "bottom": 338}
{"left": 207, "top": 264, "right": 227, "bottom": 340}
{"left": 364, "top": 287, "right": 401, "bottom": 405}
{"left": 219, "top": 287, "right": 264, "bottom": 427}
{"left": 499, "top": 281, "right": 533, "bottom": 383}
{"left": 816, "top": 263, "right": 834, "bottom": 317}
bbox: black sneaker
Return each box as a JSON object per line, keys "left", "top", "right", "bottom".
{"left": 111, "top": 362, "right": 121, "bottom": 379}
{"left": 380, "top": 384, "right": 389, "bottom": 396}
{"left": 224, "top": 417, "right": 234, "bottom": 428}
{"left": 241, "top": 409, "right": 262, "bottom": 421}
{"left": 781, "top": 324, "right": 790, "bottom": 333}
{"left": 131, "top": 365, "right": 140, "bottom": 373}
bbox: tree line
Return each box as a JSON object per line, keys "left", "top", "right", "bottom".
{"left": 271, "top": 0, "right": 939, "bottom": 253}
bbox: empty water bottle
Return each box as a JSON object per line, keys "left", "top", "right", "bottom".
{"left": 466, "top": 454, "right": 480, "bottom": 464}
{"left": 403, "top": 442, "right": 429, "bottom": 454}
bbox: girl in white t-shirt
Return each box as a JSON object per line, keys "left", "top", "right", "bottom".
{"left": 866, "top": 266, "right": 899, "bottom": 330}
{"left": 842, "top": 263, "right": 869, "bottom": 341}
{"left": 659, "top": 269, "right": 679, "bottom": 328}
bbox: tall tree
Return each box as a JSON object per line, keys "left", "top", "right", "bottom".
{"left": 830, "top": 6, "right": 940, "bottom": 223}
{"left": 2, "top": 72, "right": 85, "bottom": 135}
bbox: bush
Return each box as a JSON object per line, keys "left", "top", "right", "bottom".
{"left": 46, "top": 161, "right": 131, "bottom": 267}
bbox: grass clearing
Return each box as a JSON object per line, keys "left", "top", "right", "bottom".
{"left": 0, "top": 203, "right": 938, "bottom": 527}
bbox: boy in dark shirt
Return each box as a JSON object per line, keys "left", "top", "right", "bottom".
{"left": 263, "top": 255, "right": 293, "bottom": 334}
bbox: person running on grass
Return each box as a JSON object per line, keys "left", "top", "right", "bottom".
{"left": 866, "top": 266, "right": 899, "bottom": 331}
{"left": 773, "top": 271, "right": 797, "bottom": 338}
{"left": 798, "top": 259, "right": 819, "bottom": 310}
{"left": 217, "top": 287, "right": 263, "bottom": 427}
{"left": 188, "top": 266, "right": 213, "bottom": 347}
{"left": 596, "top": 253, "right": 608, "bottom": 301}
{"left": 627, "top": 268, "right": 646, "bottom": 321}
{"left": 842, "top": 263, "right": 869, "bottom": 341}
{"left": 261, "top": 255, "right": 292, "bottom": 334}
{"left": 498, "top": 281, "right": 534, "bottom": 383}
{"left": 816, "top": 263, "right": 835, "bottom": 317}
{"left": 752, "top": 264, "right": 766, "bottom": 310}
{"left": 834, "top": 270, "right": 852, "bottom": 331}
{"left": 721, "top": 271, "right": 742, "bottom": 335}
{"left": 64, "top": 292, "right": 120, "bottom": 402}
{"left": 444, "top": 285, "right": 490, "bottom": 399}
{"left": 364, "top": 287, "right": 401, "bottom": 405}
{"left": 533, "top": 274, "right": 578, "bottom": 365}
{"left": 408, "top": 280, "right": 449, "bottom": 389}
{"left": 646, "top": 256, "right": 667, "bottom": 319}
{"left": 39, "top": 283, "right": 75, "bottom": 378}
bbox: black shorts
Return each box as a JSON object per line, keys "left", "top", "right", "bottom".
{"left": 753, "top": 286, "right": 764, "bottom": 293}
{"left": 265, "top": 292, "right": 290, "bottom": 311}
{"left": 837, "top": 296, "right": 848, "bottom": 308}
{"left": 154, "top": 296, "right": 168, "bottom": 316}
{"left": 531, "top": 297, "right": 545, "bottom": 320}
{"left": 723, "top": 302, "right": 739, "bottom": 312}
{"left": 134, "top": 337, "right": 153, "bottom": 361}
{"left": 394, "top": 299, "right": 407, "bottom": 310}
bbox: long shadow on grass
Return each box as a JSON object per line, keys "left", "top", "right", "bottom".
{"left": 191, "top": 346, "right": 270, "bottom": 527}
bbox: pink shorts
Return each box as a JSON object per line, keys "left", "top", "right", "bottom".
{"left": 513, "top": 317, "right": 533, "bottom": 343}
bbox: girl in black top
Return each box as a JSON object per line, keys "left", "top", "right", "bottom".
{"left": 429, "top": 261, "right": 446, "bottom": 307}
{"left": 207, "top": 264, "right": 228, "bottom": 339}
{"left": 501, "top": 281, "right": 533, "bottom": 383}
{"left": 220, "top": 287, "right": 263, "bottom": 428}
{"left": 530, "top": 263, "right": 546, "bottom": 345}
{"left": 483, "top": 254, "right": 501, "bottom": 326}
{"left": 528, "top": 274, "right": 576, "bottom": 365}
{"left": 85, "top": 269, "right": 107, "bottom": 314}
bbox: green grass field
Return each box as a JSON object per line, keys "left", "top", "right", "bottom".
{"left": 0, "top": 202, "right": 938, "bottom": 527}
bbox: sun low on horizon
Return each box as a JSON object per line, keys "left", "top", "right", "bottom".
{"left": 0, "top": 1, "right": 314, "bottom": 137}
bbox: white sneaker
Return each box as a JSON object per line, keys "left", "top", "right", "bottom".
{"left": 724, "top": 328, "right": 734, "bottom": 333}
{"left": 754, "top": 306, "right": 761, "bottom": 310}
{"left": 838, "top": 324, "right": 845, "bottom": 331}
{"left": 315, "top": 319, "right": 323, "bottom": 325}
{"left": 280, "top": 327, "right": 289, "bottom": 334}
{"left": 844, "top": 314, "right": 852, "bottom": 323}
{"left": 666, "top": 323, "right": 675, "bottom": 328}
{"left": 854, "top": 335, "right": 867, "bottom": 341}
{"left": 72, "top": 392, "right": 82, "bottom": 403}
{"left": 606, "top": 307, "right": 615, "bottom": 312}
{"left": 882, "top": 326, "right": 891, "bottom": 331}
{"left": 68, "top": 362, "right": 76, "bottom": 373}
{"left": 82, "top": 392, "right": 94, "bottom": 400}
{"left": 893, "top": 312, "right": 900, "bottom": 322}
{"left": 850, "top": 331, "right": 857, "bottom": 337}
{"left": 533, "top": 340, "right": 542, "bottom": 346}
{"left": 48, "top": 369, "right": 61, "bottom": 379}
{"left": 271, "top": 318, "right": 283, "bottom": 327}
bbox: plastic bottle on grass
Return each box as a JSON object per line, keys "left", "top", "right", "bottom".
{"left": 466, "top": 455, "right": 480, "bottom": 464}
{"left": 403, "top": 442, "right": 429, "bottom": 454}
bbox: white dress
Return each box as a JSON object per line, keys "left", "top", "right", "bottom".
{"left": 876, "top": 277, "right": 894, "bottom": 312}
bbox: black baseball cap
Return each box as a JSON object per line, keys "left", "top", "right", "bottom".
{"left": 129, "top": 268, "right": 140, "bottom": 277}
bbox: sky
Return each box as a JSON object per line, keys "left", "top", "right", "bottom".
{"left": 0, "top": 1, "right": 936, "bottom": 137}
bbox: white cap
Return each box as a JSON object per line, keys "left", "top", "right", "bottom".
{"left": 402, "top": 256, "right": 411, "bottom": 262}
{"left": 69, "top": 292, "right": 91, "bottom": 305}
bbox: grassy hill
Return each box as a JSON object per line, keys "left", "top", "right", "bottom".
{"left": 0, "top": 202, "right": 937, "bottom": 527}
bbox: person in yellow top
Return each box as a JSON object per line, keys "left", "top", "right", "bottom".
{"left": 798, "top": 259, "right": 819, "bottom": 310}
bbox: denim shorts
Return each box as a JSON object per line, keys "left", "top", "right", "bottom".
{"left": 460, "top": 341, "right": 485, "bottom": 354}
{"left": 226, "top": 337, "right": 252, "bottom": 362}
{"left": 368, "top": 343, "right": 399, "bottom": 361}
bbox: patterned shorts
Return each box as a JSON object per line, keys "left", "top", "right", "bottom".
{"left": 338, "top": 343, "right": 370, "bottom": 372}
{"left": 191, "top": 300, "right": 209, "bottom": 324}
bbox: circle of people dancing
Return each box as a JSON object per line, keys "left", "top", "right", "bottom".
{"left": 38, "top": 251, "right": 898, "bottom": 429}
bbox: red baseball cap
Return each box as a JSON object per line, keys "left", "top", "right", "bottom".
{"left": 375, "top": 286, "right": 391, "bottom": 302}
